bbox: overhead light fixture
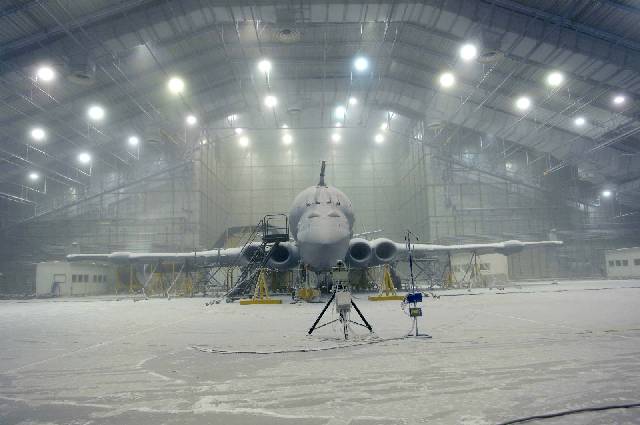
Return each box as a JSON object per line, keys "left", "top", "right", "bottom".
{"left": 574, "top": 116, "right": 586, "bottom": 127}
{"left": 281, "top": 124, "right": 289, "bottom": 128}
{"left": 185, "top": 114, "right": 197, "bottom": 126}
{"left": 335, "top": 122, "right": 342, "bottom": 128}
{"left": 238, "top": 136, "right": 249, "bottom": 148}
{"left": 380, "top": 122, "right": 388, "bottom": 131}
{"left": 515, "top": 96, "right": 531, "bottom": 111}
{"left": 335, "top": 105, "right": 347, "bottom": 118}
{"left": 282, "top": 134, "right": 293, "bottom": 145}
{"left": 546, "top": 71, "right": 564, "bottom": 87}
{"left": 388, "top": 111, "right": 397, "bottom": 120}
{"left": 78, "top": 152, "right": 92, "bottom": 164}
{"left": 348, "top": 97, "right": 358, "bottom": 106}
{"left": 353, "top": 56, "right": 369, "bottom": 72}
{"left": 264, "top": 95, "right": 277, "bottom": 108}
{"left": 128, "top": 136, "right": 140, "bottom": 147}
{"left": 234, "top": 127, "right": 243, "bottom": 134}
{"left": 602, "top": 190, "right": 612, "bottom": 198}
{"left": 505, "top": 161, "right": 514, "bottom": 171}
{"left": 87, "top": 105, "right": 105, "bottom": 121}
{"left": 613, "top": 95, "right": 626, "bottom": 105}
{"left": 331, "top": 133, "right": 341, "bottom": 143}
{"left": 36, "top": 65, "right": 55, "bottom": 82}
{"left": 459, "top": 43, "right": 478, "bottom": 62}
{"left": 28, "top": 172, "right": 39, "bottom": 181}
{"left": 167, "top": 76, "right": 185, "bottom": 94}
{"left": 201, "top": 139, "right": 208, "bottom": 145}
{"left": 30, "top": 127, "right": 46, "bottom": 141}
{"left": 374, "top": 133, "right": 384, "bottom": 144}
{"left": 258, "top": 59, "right": 272, "bottom": 73}
{"left": 227, "top": 113, "right": 238, "bottom": 121}
{"left": 439, "top": 72, "right": 455, "bottom": 88}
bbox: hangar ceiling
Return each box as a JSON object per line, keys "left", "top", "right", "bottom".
{"left": 0, "top": 0, "right": 639, "bottom": 224}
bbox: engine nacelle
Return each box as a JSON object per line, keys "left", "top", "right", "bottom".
{"left": 370, "top": 238, "right": 398, "bottom": 265}
{"left": 346, "top": 238, "right": 372, "bottom": 267}
{"left": 266, "top": 243, "right": 300, "bottom": 270}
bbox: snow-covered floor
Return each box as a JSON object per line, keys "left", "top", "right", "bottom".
{"left": 1, "top": 279, "right": 640, "bottom": 424}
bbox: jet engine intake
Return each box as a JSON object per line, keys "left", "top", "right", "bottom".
{"left": 346, "top": 238, "right": 372, "bottom": 267}
{"left": 370, "top": 238, "right": 398, "bottom": 265}
{"left": 266, "top": 243, "right": 300, "bottom": 270}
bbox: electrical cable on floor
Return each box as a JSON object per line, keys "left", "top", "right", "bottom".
{"left": 496, "top": 402, "right": 640, "bottom": 424}
{"left": 190, "top": 335, "right": 413, "bottom": 355}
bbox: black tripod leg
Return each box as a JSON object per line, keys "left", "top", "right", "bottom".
{"left": 351, "top": 300, "right": 373, "bottom": 332}
{"left": 308, "top": 292, "right": 336, "bottom": 335}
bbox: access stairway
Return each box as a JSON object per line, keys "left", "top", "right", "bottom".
{"left": 206, "top": 214, "right": 289, "bottom": 302}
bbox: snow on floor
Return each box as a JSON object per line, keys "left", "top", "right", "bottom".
{"left": 1, "top": 279, "right": 640, "bottom": 424}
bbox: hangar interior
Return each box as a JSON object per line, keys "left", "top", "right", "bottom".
{"left": 0, "top": 0, "right": 639, "bottom": 293}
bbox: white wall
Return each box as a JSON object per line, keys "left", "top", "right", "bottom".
{"left": 36, "top": 262, "right": 116, "bottom": 296}
{"left": 605, "top": 248, "right": 640, "bottom": 278}
{"left": 451, "top": 253, "right": 508, "bottom": 285}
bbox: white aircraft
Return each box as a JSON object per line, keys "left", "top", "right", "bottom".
{"left": 67, "top": 161, "right": 562, "bottom": 271}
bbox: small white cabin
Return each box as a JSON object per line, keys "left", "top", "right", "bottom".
{"left": 605, "top": 247, "right": 640, "bottom": 278}
{"left": 36, "top": 261, "right": 116, "bottom": 296}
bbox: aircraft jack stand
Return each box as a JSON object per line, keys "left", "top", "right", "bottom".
{"left": 368, "top": 264, "right": 405, "bottom": 301}
{"left": 240, "top": 270, "right": 282, "bottom": 305}
{"left": 308, "top": 290, "right": 373, "bottom": 340}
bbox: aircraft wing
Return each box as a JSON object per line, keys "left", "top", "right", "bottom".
{"left": 346, "top": 237, "right": 562, "bottom": 267}
{"left": 396, "top": 239, "right": 563, "bottom": 258}
{"left": 66, "top": 244, "right": 258, "bottom": 266}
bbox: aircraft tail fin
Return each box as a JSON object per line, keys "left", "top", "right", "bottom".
{"left": 318, "top": 160, "right": 326, "bottom": 186}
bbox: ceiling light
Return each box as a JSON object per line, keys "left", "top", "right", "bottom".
{"left": 348, "top": 97, "right": 358, "bottom": 106}
{"left": 574, "top": 116, "right": 586, "bottom": 127}
{"left": 201, "top": 139, "right": 208, "bottom": 145}
{"left": 331, "top": 133, "right": 341, "bottom": 143}
{"left": 30, "top": 127, "right": 46, "bottom": 141}
{"left": 28, "top": 172, "right": 39, "bottom": 181}
{"left": 602, "top": 190, "right": 612, "bottom": 198}
{"left": 258, "top": 59, "right": 272, "bottom": 73}
{"left": 282, "top": 134, "right": 293, "bottom": 145}
{"left": 546, "top": 71, "right": 564, "bottom": 87}
{"left": 380, "top": 122, "right": 388, "bottom": 131}
{"left": 264, "top": 95, "right": 277, "bottom": 108}
{"left": 185, "top": 115, "right": 197, "bottom": 126}
{"left": 78, "top": 152, "right": 92, "bottom": 164}
{"left": 353, "top": 56, "right": 369, "bottom": 72}
{"left": 459, "top": 43, "right": 478, "bottom": 62}
{"left": 335, "top": 122, "right": 342, "bottom": 127}
{"left": 374, "top": 133, "right": 384, "bottom": 144}
{"left": 515, "top": 96, "right": 531, "bottom": 111}
{"left": 439, "top": 72, "right": 455, "bottom": 88}
{"left": 87, "top": 105, "right": 105, "bottom": 121}
{"left": 238, "top": 136, "right": 249, "bottom": 148}
{"left": 167, "top": 76, "right": 185, "bottom": 94}
{"left": 235, "top": 128, "right": 243, "bottom": 134}
{"left": 388, "top": 111, "right": 397, "bottom": 120}
{"left": 227, "top": 113, "right": 238, "bottom": 121}
{"left": 335, "top": 105, "right": 347, "bottom": 118}
{"left": 128, "top": 136, "right": 140, "bottom": 147}
{"left": 281, "top": 124, "right": 289, "bottom": 128}
{"left": 36, "top": 66, "right": 55, "bottom": 82}
{"left": 613, "top": 95, "right": 626, "bottom": 105}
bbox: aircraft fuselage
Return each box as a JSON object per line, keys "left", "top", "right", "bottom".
{"left": 288, "top": 183, "right": 355, "bottom": 271}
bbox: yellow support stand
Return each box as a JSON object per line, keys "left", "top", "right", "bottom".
{"left": 369, "top": 264, "right": 404, "bottom": 301}
{"left": 297, "top": 287, "right": 321, "bottom": 302}
{"left": 240, "top": 269, "right": 282, "bottom": 305}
